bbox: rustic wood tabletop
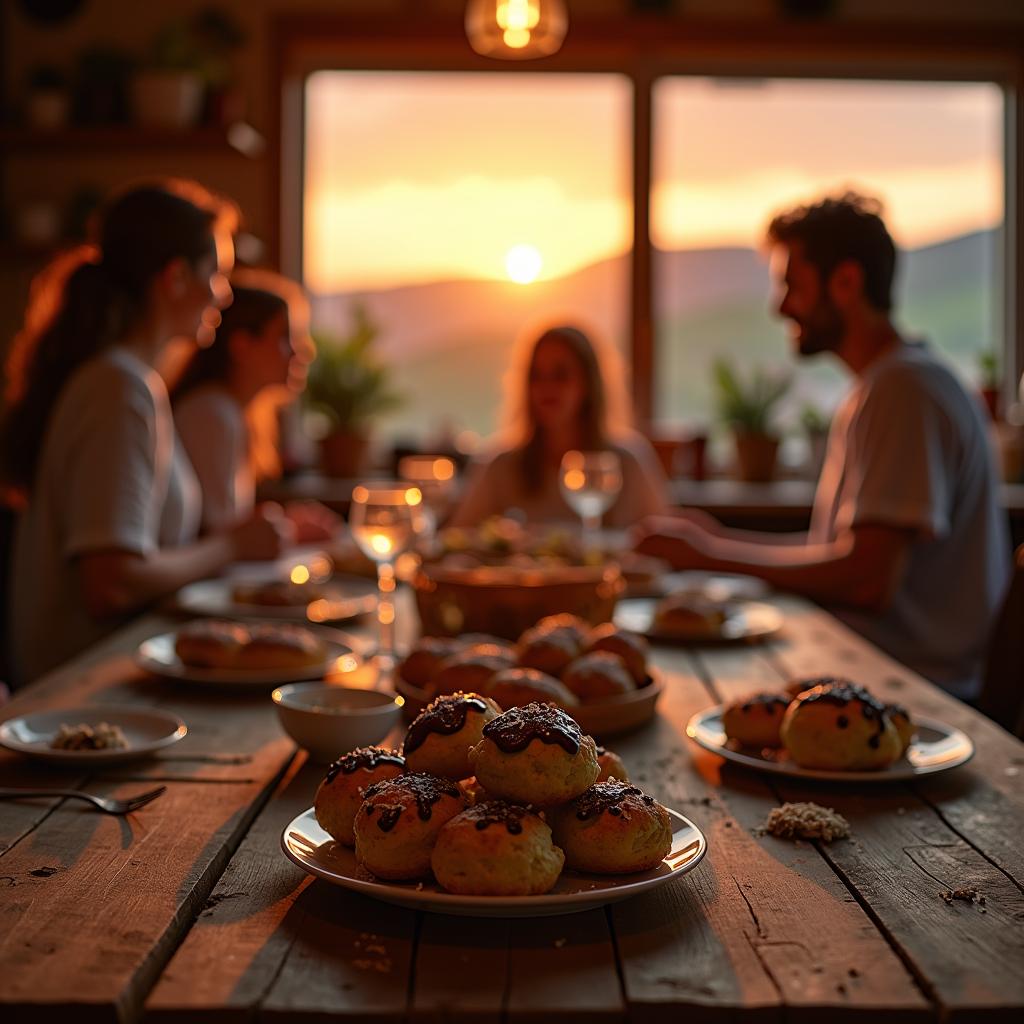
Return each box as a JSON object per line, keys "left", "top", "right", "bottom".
{"left": 1, "top": 593, "right": 1022, "bottom": 1023}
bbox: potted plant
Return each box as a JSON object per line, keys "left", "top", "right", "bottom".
{"left": 800, "top": 403, "right": 830, "bottom": 478}
{"left": 978, "top": 349, "right": 1001, "bottom": 421}
{"left": 131, "top": 19, "right": 205, "bottom": 129}
{"left": 712, "top": 358, "right": 791, "bottom": 483}
{"left": 305, "top": 303, "right": 404, "bottom": 478}
{"left": 25, "top": 65, "right": 70, "bottom": 131}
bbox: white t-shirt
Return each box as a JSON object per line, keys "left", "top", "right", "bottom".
{"left": 810, "top": 342, "right": 1009, "bottom": 697}
{"left": 10, "top": 347, "right": 200, "bottom": 682}
{"left": 175, "top": 385, "right": 253, "bottom": 532}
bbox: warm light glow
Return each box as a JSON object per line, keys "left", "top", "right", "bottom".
{"left": 498, "top": 1, "right": 540, "bottom": 32}
{"left": 503, "top": 28, "right": 531, "bottom": 49}
{"left": 405, "top": 487, "right": 423, "bottom": 506}
{"left": 332, "top": 654, "right": 359, "bottom": 673}
{"left": 378, "top": 601, "right": 396, "bottom": 626}
{"left": 563, "top": 468, "right": 585, "bottom": 490}
{"left": 290, "top": 565, "right": 311, "bottom": 585}
{"left": 433, "top": 457, "right": 455, "bottom": 481}
{"left": 506, "top": 243, "right": 543, "bottom": 283}
{"left": 370, "top": 534, "right": 394, "bottom": 556}
{"left": 352, "top": 485, "right": 369, "bottom": 503}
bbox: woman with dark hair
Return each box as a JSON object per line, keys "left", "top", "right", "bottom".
{"left": 1, "top": 179, "right": 292, "bottom": 682}
{"left": 449, "top": 324, "right": 667, "bottom": 528}
{"left": 173, "top": 268, "right": 337, "bottom": 540}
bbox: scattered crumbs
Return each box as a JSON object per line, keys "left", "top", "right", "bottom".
{"left": 29, "top": 866, "right": 60, "bottom": 878}
{"left": 723, "top": 821, "right": 733, "bottom": 829}
{"left": 1005, "top": 767, "right": 1019, "bottom": 778}
{"left": 353, "top": 958, "right": 392, "bottom": 973}
{"left": 762, "top": 802, "right": 851, "bottom": 843}
{"left": 553, "top": 937, "right": 567, "bottom": 948}
{"left": 940, "top": 887, "right": 983, "bottom": 905}
{"left": 848, "top": 968, "right": 860, "bottom": 978}
{"left": 837, "top": 983, "right": 847, "bottom": 996}
{"left": 979, "top": 895, "right": 987, "bottom": 905}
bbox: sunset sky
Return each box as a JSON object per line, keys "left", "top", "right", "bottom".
{"left": 303, "top": 72, "right": 1003, "bottom": 294}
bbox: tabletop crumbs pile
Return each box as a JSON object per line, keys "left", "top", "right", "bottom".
{"left": 940, "top": 887, "right": 986, "bottom": 907}
{"left": 762, "top": 802, "right": 851, "bottom": 842}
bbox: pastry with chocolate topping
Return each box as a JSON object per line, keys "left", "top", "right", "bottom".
{"left": 314, "top": 746, "right": 406, "bottom": 846}
{"left": 484, "top": 666, "right": 579, "bottom": 710}
{"left": 585, "top": 623, "right": 648, "bottom": 685}
{"left": 431, "top": 801, "right": 565, "bottom": 895}
{"left": 549, "top": 780, "right": 672, "bottom": 874}
{"left": 886, "top": 703, "right": 915, "bottom": 755}
{"left": 468, "top": 702, "right": 599, "bottom": 806}
{"left": 403, "top": 692, "right": 502, "bottom": 780}
{"left": 780, "top": 682, "right": 903, "bottom": 770}
{"left": 722, "top": 692, "right": 791, "bottom": 748}
{"left": 353, "top": 772, "right": 465, "bottom": 880}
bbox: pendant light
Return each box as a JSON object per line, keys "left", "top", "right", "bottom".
{"left": 465, "top": 0, "right": 569, "bottom": 60}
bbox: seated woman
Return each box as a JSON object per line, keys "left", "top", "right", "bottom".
{"left": 173, "top": 269, "right": 337, "bottom": 542}
{"left": 0, "top": 179, "right": 292, "bottom": 683}
{"left": 449, "top": 325, "right": 667, "bottom": 528}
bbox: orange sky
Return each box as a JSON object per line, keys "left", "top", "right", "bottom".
{"left": 303, "top": 73, "right": 1003, "bottom": 294}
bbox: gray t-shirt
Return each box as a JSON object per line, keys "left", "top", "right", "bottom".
{"left": 10, "top": 347, "right": 200, "bottom": 682}
{"left": 810, "top": 342, "right": 1009, "bottom": 697}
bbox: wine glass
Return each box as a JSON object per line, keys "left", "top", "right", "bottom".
{"left": 559, "top": 449, "right": 623, "bottom": 549}
{"left": 398, "top": 454, "right": 457, "bottom": 544}
{"left": 348, "top": 482, "right": 423, "bottom": 674}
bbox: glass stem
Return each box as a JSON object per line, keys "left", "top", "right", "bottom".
{"left": 582, "top": 513, "right": 600, "bottom": 549}
{"left": 376, "top": 560, "right": 397, "bottom": 678}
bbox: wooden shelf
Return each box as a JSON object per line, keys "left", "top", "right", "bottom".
{"left": 0, "top": 125, "right": 251, "bottom": 155}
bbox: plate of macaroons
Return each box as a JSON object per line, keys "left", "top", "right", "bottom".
{"left": 175, "top": 574, "right": 377, "bottom": 624}
{"left": 136, "top": 619, "right": 360, "bottom": 686}
{"left": 281, "top": 700, "right": 707, "bottom": 917}
{"left": 614, "top": 593, "right": 783, "bottom": 645}
{"left": 393, "top": 613, "right": 663, "bottom": 738}
{"left": 686, "top": 677, "right": 974, "bottom": 782}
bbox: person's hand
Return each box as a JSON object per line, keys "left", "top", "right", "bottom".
{"left": 631, "top": 515, "right": 707, "bottom": 569}
{"left": 230, "top": 502, "right": 296, "bottom": 561}
{"left": 285, "top": 500, "right": 342, "bottom": 544}
{"left": 671, "top": 507, "right": 725, "bottom": 538}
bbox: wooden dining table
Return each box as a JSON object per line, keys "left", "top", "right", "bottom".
{"left": 1, "top": 590, "right": 1022, "bottom": 1023}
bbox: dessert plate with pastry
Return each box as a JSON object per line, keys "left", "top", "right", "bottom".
{"left": 281, "top": 702, "right": 707, "bottom": 917}
{"left": 614, "top": 592, "right": 783, "bottom": 645}
{"left": 0, "top": 706, "right": 187, "bottom": 764}
{"left": 136, "top": 619, "right": 360, "bottom": 687}
{"left": 175, "top": 573, "right": 377, "bottom": 624}
{"left": 686, "top": 677, "right": 974, "bottom": 781}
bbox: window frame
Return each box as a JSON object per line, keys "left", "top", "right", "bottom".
{"left": 271, "top": 13, "right": 1024, "bottom": 424}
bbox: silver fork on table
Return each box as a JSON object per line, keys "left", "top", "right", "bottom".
{"left": 0, "top": 785, "right": 166, "bottom": 815}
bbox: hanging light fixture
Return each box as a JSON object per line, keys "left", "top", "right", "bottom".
{"left": 465, "top": 0, "right": 568, "bottom": 60}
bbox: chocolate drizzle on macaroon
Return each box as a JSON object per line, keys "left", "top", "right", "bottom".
{"left": 797, "top": 682, "right": 890, "bottom": 748}
{"left": 466, "top": 801, "right": 527, "bottom": 835}
{"left": 362, "top": 773, "right": 461, "bottom": 832}
{"left": 325, "top": 746, "right": 405, "bottom": 783}
{"left": 574, "top": 780, "right": 655, "bottom": 820}
{"left": 740, "top": 693, "right": 789, "bottom": 714}
{"left": 482, "top": 702, "right": 581, "bottom": 755}
{"left": 404, "top": 693, "right": 489, "bottom": 755}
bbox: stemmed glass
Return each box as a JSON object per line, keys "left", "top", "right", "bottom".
{"left": 397, "top": 454, "right": 457, "bottom": 545}
{"left": 559, "top": 449, "right": 623, "bottom": 549}
{"left": 348, "top": 482, "right": 423, "bottom": 675}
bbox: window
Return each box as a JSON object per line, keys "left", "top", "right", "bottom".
{"left": 651, "top": 77, "right": 1005, "bottom": 432}
{"left": 303, "top": 71, "right": 632, "bottom": 446}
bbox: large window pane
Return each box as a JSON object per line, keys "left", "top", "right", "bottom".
{"left": 652, "top": 77, "right": 1005, "bottom": 435}
{"left": 304, "top": 71, "right": 632, "bottom": 446}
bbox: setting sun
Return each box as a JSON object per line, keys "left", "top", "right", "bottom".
{"left": 506, "top": 243, "right": 543, "bottom": 284}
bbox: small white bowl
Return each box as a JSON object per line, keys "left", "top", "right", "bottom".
{"left": 272, "top": 683, "right": 404, "bottom": 763}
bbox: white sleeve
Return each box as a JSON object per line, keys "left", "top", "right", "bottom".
{"left": 843, "top": 370, "right": 952, "bottom": 538}
{"left": 175, "top": 393, "right": 246, "bottom": 532}
{"left": 63, "top": 370, "right": 160, "bottom": 557}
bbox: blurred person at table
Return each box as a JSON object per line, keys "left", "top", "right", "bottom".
{"left": 449, "top": 324, "right": 667, "bottom": 528}
{"left": 635, "top": 193, "right": 1009, "bottom": 699}
{"left": 0, "top": 179, "right": 293, "bottom": 684}
{"left": 173, "top": 269, "right": 339, "bottom": 543}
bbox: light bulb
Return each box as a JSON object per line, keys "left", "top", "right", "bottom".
{"left": 466, "top": 0, "right": 568, "bottom": 60}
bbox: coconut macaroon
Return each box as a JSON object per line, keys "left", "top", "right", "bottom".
{"left": 353, "top": 773, "right": 465, "bottom": 880}
{"left": 469, "top": 702, "right": 599, "bottom": 806}
{"left": 549, "top": 780, "right": 672, "bottom": 874}
{"left": 722, "top": 692, "right": 791, "bottom": 748}
{"left": 561, "top": 652, "right": 634, "bottom": 701}
{"left": 780, "top": 683, "right": 903, "bottom": 770}
{"left": 314, "top": 747, "right": 406, "bottom": 846}
{"left": 485, "top": 667, "right": 579, "bottom": 710}
{"left": 431, "top": 801, "right": 565, "bottom": 896}
{"left": 585, "top": 623, "right": 649, "bottom": 685}
{"left": 595, "top": 745, "right": 629, "bottom": 782}
{"left": 403, "top": 692, "right": 502, "bottom": 780}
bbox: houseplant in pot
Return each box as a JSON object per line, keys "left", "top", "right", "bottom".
{"left": 131, "top": 19, "right": 205, "bottom": 129}
{"left": 712, "top": 358, "right": 791, "bottom": 483}
{"left": 305, "top": 303, "right": 404, "bottom": 478}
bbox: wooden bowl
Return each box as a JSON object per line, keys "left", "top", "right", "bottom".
{"left": 393, "top": 669, "right": 664, "bottom": 740}
{"left": 413, "top": 562, "right": 625, "bottom": 641}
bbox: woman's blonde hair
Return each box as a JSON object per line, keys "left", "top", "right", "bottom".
{"left": 498, "top": 322, "right": 634, "bottom": 492}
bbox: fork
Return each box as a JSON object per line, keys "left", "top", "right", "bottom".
{"left": 0, "top": 785, "right": 166, "bottom": 815}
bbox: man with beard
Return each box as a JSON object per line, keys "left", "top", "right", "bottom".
{"left": 636, "top": 193, "right": 1009, "bottom": 698}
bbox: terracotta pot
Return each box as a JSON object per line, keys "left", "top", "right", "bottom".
{"left": 131, "top": 70, "right": 204, "bottom": 129}
{"left": 319, "top": 431, "right": 369, "bottom": 478}
{"left": 980, "top": 387, "right": 1001, "bottom": 421}
{"left": 733, "top": 432, "right": 780, "bottom": 483}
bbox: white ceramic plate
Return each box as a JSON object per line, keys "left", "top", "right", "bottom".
{"left": 0, "top": 706, "right": 187, "bottom": 764}
{"left": 615, "top": 597, "right": 784, "bottom": 645}
{"left": 175, "top": 575, "right": 377, "bottom": 623}
{"left": 135, "top": 627, "right": 360, "bottom": 688}
{"left": 686, "top": 705, "right": 974, "bottom": 782}
{"left": 281, "top": 805, "right": 707, "bottom": 918}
